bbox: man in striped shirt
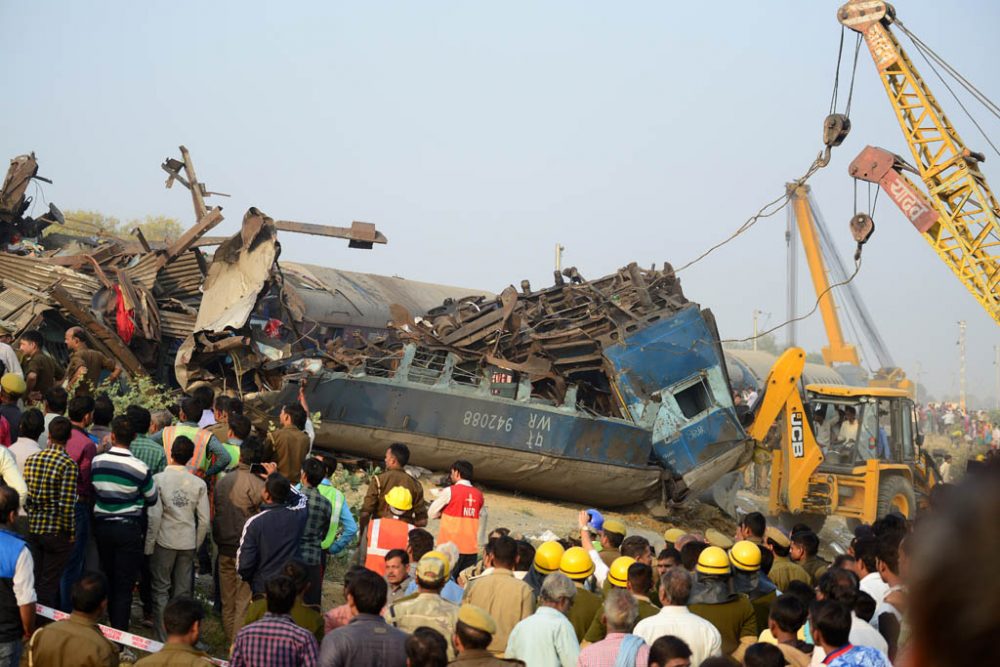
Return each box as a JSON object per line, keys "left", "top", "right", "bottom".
{"left": 92, "top": 415, "right": 159, "bottom": 631}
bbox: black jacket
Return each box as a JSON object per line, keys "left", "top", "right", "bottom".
{"left": 237, "top": 490, "right": 307, "bottom": 595}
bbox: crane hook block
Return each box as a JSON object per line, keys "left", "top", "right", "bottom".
{"left": 850, "top": 213, "right": 875, "bottom": 261}
{"left": 823, "top": 114, "right": 851, "bottom": 149}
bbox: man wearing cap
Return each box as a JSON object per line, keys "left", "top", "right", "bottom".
{"left": 63, "top": 327, "right": 120, "bottom": 397}
{"left": 390, "top": 552, "right": 460, "bottom": 659}
{"left": 763, "top": 526, "right": 810, "bottom": 593}
{"left": 663, "top": 528, "right": 687, "bottom": 551}
{"left": 0, "top": 326, "right": 23, "bottom": 378}
{"left": 729, "top": 540, "right": 778, "bottom": 633}
{"left": 364, "top": 486, "right": 416, "bottom": 576}
{"left": 0, "top": 374, "right": 25, "bottom": 447}
{"left": 576, "top": 510, "right": 620, "bottom": 589}
{"left": 558, "top": 545, "right": 603, "bottom": 641}
{"left": 687, "top": 546, "right": 757, "bottom": 657}
{"left": 451, "top": 604, "right": 525, "bottom": 666}
{"left": 583, "top": 561, "right": 659, "bottom": 643}
{"left": 704, "top": 528, "right": 734, "bottom": 551}
{"left": 505, "top": 572, "right": 579, "bottom": 667}
{"left": 462, "top": 535, "right": 534, "bottom": 656}
{"left": 597, "top": 519, "right": 626, "bottom": 568}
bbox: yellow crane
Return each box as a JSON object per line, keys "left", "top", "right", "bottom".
{"left": 788, "top": 183, "right": 860, "bottom": 367}
{"left": 837, "top": 0, "right": 1000, "bottom": 325}
{"left": 787, "top": 183, "right": 915, "bottom": 395}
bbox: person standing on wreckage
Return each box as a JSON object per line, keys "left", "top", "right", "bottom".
{"left": 357, "top": 443, "right": 428, "bottom": 563}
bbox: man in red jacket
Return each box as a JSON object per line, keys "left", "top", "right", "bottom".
{"left": 429, "top": 460, "right": 485, "bottom": 578}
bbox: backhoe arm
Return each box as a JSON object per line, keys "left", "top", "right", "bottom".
{"left": 747, "top": 347, "right": 825, "bottom": 513}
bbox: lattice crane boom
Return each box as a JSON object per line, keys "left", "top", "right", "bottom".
{"left": 838, "top": 0, "right": 1000, "bottom": 325}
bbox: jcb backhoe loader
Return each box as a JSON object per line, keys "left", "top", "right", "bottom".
{"left": 747, "top": 348, "right": 940, "bottom": 531}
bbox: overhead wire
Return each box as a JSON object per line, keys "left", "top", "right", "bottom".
{"left": 895, "top": 20, "right": 1000, "bottom": 158}
{"left": 722, "top": 257, "right": 864, "bottom": 344}
{"left": 895, "top": 19, "right": 1000, "bottom": 121}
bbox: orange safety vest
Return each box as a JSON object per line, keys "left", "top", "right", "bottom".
{"left": 437, "top": 482, "right": 484, "bottom": 555}
{"left": 162, "top": 424, "right": 213, "bottom": 479}
{"left": 365, "top": 517, "right": 414, "bottom": 576}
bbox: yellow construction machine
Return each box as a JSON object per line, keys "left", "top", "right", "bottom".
{"left": 747, "top": 347, "right": 940, "bottom": 530}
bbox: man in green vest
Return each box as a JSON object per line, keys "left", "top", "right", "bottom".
{"left": 151, "top": 397, "right": 231, "bottom": 479}
{"left": 221, "top": 413, "right": 251, "bottom": 474}
{"left": 312, "top": 452, "right": 358, "bottom": 562}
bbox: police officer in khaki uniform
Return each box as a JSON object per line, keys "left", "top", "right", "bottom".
{"left": 360, "top": 443, "right": 428, "bottom": 529}
{"left": 763, "top": 526, "right": 811, "bottom": 592}
{"left": 391, "top": 552, "right": 460, "bottom": 659}
{"left": 449, "top": 604, "right": 525, "bottom": 666}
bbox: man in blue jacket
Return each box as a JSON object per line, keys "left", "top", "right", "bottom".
{"left": 236, "top": 472, "right": 307, "bottom": 596}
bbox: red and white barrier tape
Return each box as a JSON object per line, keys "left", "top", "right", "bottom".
{"left": 35, "top": 603, "right": 229, "bottom": 666}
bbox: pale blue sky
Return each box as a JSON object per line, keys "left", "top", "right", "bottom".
{"left": 2, "top": 1, "right": 998, "bottom": 404}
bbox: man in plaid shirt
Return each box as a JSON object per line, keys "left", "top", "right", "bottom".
{"left": 230, "top": 574, "right": 318, "bottom": 667}
{"left": 297, "top": 458, "right": 332, "bottom": 607}
{"left": 23, "top": 416, "right": 78, "bottom": 609}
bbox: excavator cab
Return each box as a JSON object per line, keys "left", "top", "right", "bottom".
{"left": 806, "top": 386, "right": 916, "bottom": 469}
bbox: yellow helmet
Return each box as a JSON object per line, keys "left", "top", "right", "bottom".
{"left": 559, "top": 546, "right": 595, "bottom": 581}
{"left": 384, "top": 486, "right": 413, "bottom": 512}
{"left": 534, "top": 541, "right": 565, "bottom": 575}
{"left": 696, "top": 546, "right": 731, "bottom": 576}
{"left": 608, "top": 556, "right": 636, "bottom": 588}
{"left": 729, "top": 540, "right": 761, "bottom": 572}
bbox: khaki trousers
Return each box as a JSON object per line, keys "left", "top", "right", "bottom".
{"left": 218, "top": 553, "right": 252, "bottom": 640}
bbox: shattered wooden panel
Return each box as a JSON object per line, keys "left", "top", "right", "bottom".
{"left": 193, "top": 208, "right": 277, "bottom": 333}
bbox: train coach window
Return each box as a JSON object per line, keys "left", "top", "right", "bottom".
{"left": 675, "top": 377, "right": 711, "bottom": 419}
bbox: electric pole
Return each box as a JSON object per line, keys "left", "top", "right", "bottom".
{"left": 753, "top": 310, "right": 761, "bottom": 351}
{"left": 958, "top": 321, "right": 967, "bottom": 412}
{"left": 554, "top": 244, "right": 565, "bottom": 273}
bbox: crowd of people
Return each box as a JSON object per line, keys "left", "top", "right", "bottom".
{"left": 0, "top": 325, "right": 996, "bottom": 666}
{"left": 917, "top": 402, "right": 998, "bottom": 448}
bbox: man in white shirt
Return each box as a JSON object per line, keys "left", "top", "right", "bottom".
{"left": 871, "top": 533, "right": 905, "bottom": 631}
{"left": 8, "top": 409, "right": 42, "bottom": 473}
{"left": 837, "top": 406, "right": 859, "bottom": 444}
{"left": 0, "top": 326, "right": 23, "bottom": 378}
{"left": 144, "top": 435, "right": 209, "bottom": 640}
{"left": 505, "top": 572, "right": 579, "bottom": 666}
{"left": 0, "top": 485, "right": 35, "bottom": 664}
{"left": 633, "top": 566, "right": 722, "bottom": 666}
{"left": 809, "top": 569, "right": 888, "bottom": 665}
{"left": 852, "top": 537, "right": 889, "bottom": 608}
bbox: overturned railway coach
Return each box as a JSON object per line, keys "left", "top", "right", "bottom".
{"left": 263, "top": 266, "right": 753, "bottom": 510}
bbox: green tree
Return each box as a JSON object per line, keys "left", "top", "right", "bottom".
{"left": 132, "top": 215, "right": 183, "bottom": 242}
{"left": 52, "top": 209, "right": 121, "bottom": 238}
{"left": 51, "top": 209, "right": 183, "bottom": 242}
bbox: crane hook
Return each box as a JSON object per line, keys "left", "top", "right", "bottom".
{"left": 850, "top": 213, "right": 875, "bottom": 261}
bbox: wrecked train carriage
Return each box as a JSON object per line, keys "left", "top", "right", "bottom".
{"left": 252, "top": 263, "right": 752, "bottom": 509}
